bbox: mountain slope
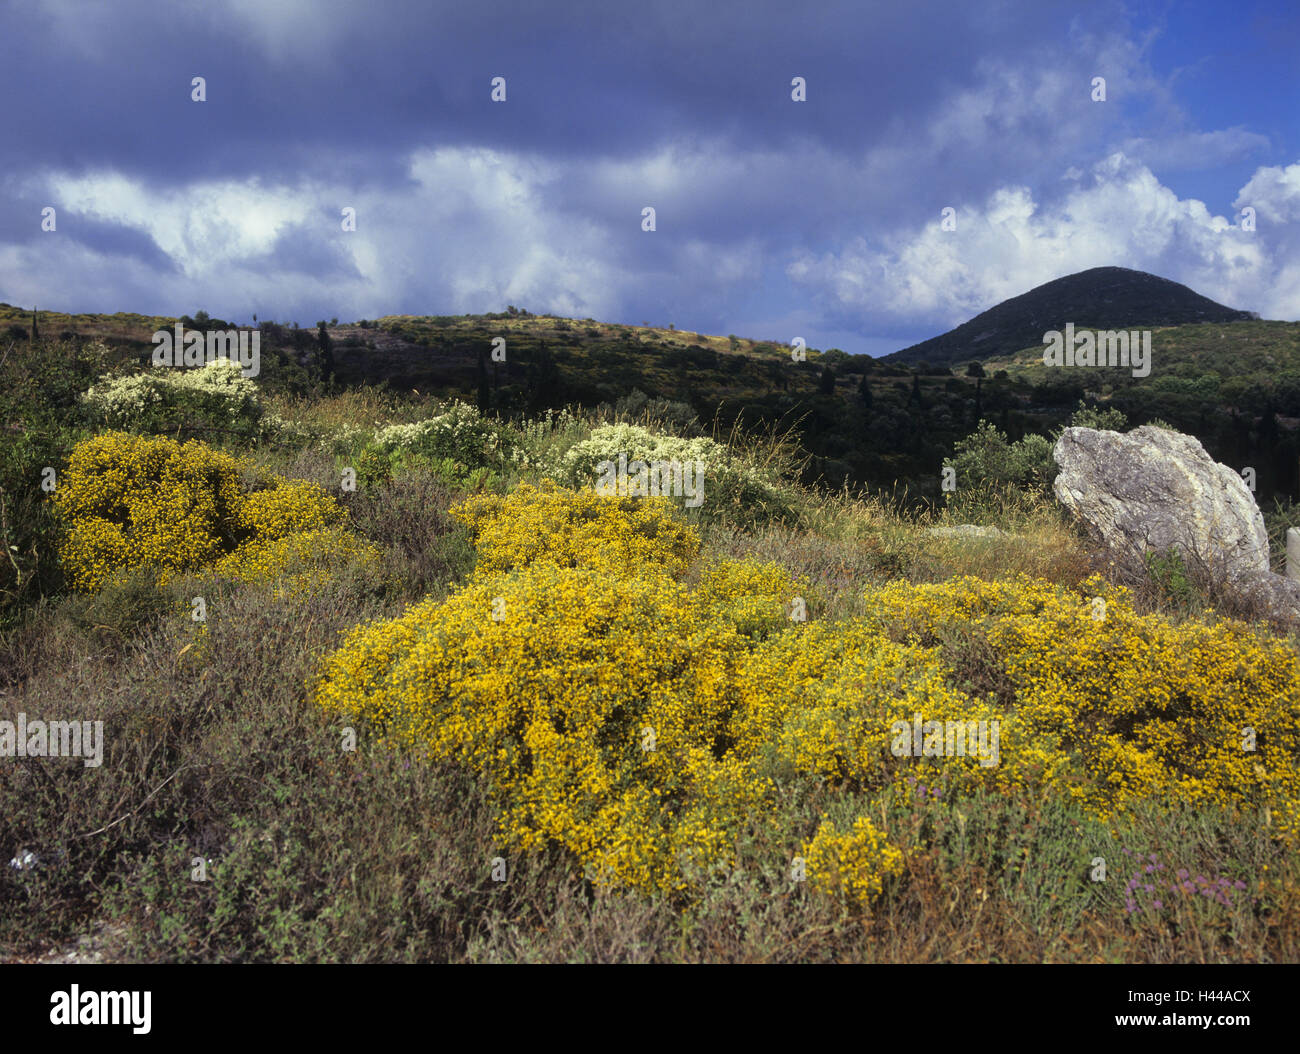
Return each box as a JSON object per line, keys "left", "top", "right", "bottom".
{"left": 885, "top": 266, "right": 1256, "bottom": 368}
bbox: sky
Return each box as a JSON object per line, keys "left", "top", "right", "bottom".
{"left": 1, "top": 0, "right": 1297, "bottom": 356}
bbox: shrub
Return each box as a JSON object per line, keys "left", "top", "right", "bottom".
{"left": 803, "top": 816, "right": 905, "bottom": 907}
{"left": 1069, "top": 401, "right": 1128, "bottom": 432}
{"left": 55, "top": 432, "right": 247, "bottom": 591}
{"left": 450, "top": 480, "right": 700, "bottom": 579}
{"left": 55, "top": 431, "right": 366, "bottom": 594}
{"left": 373, "top": 401, "right": 531, "bottom": 474}
{"left": 313, "top": 563, "right": 760, "bottom": 896}
{"left": 860, "top": 574, "right": 1300, "bottom": 839}
{"left": 691, "top": 557, "right": 804, "bottom": 642}
{"left": 945, "top": 420, "right": 1056, "bottom": 493}
{"left": 556, "top": 423, "right": 794, "bottom": 524}
{"left": 609, "top": 389, "right": 699, "bottom": 433}
{"left": 212, "top": 526, "right": 384, "bottom": 600}
{"left": 80, "top": 359, "right": 263, "bottom": 438}
{"left": 237, "top": 479, "right": 344, "bottom": 541}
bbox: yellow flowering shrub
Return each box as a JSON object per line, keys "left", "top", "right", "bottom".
{"left": 55, "top": 432, "right": 246, "bottom": 591}
{"left": 450, "top": 480, "right": 700, "bottom": 578}
{"left": 56, "top": 431, "right": 370, "bottom": 596}
{"left": 803, "top": 816, "right": 905, "bottom": 907}
{"left": 314, "top": 562, "right": 762, "bottom": 894}
{"left": 732, "top": 620, "right": 1003, "bottom": 795}
{"left": 691, "top": 557, "right": 805, "bottom": 641}
{"left": 862, "top": 574, "right": 1300, "bottom": 838}
{"left": 236, "top": 480, "right": 344, "bottom": 541}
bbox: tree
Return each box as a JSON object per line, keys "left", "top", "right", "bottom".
{"left": 316, "top": 322, "right": 335, "bottom": 383}
{"left": 949, "top": 419, "right": 1055, "bottom": 492}
{"left": 819, "top": 366, "right": 836, "bottom": 395}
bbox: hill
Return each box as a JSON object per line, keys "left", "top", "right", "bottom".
{"left": 885, "top": 266, "right": 1257, "bottom": 369}
{"left": 3, "top": 299, "right": 1299, "bottom": 503}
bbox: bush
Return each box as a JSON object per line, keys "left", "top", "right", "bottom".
{"left": 54, "top": 432, "right": 367, "bottom": 593}
{"left": 691, "top": 557, "right": 804, "bottom": 642}
{"left": 372, "top": 401, "right": 532, "bottom": 477}
{"left": 212, "top": 526, "right": 384, "bottom": 600}
{"left": 860, "top": 574, "right": 1300, "bottom": 838}
{"left": 945, "top": 420, "right": 1055, "bottom": 494}
{"left": 556, "top": 423, "right": 796, "bottom": 526}
{"left": 802, "top": 816, "right": 905, "bottom": 908}
{"left": 54, "top": 432, "right": 248, "bottom": 591}
{"left": 1069, "top": 401, "right": 1128, "bottom": 432}
{"left": 80, "top": 359, "right": 263, "bottom": 439}
{"left": 609, "top": 389, "right": 699, "bottom": 433}
{"left": 0, "top": 338, "right": 117, "bottom": 618}
{"left": 313, "top": 561, "right": 773, "bottom": 896}
{"left": 450, "top": 480, "right": 699, "bottom": 578}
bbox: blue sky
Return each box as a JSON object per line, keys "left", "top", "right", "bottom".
{"left": 1, "top": 0, "right": 1297, "bottom": 356}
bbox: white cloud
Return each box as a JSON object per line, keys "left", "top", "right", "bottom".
{"left": 788, "top": 152, "right": 1299, "bottom": 325}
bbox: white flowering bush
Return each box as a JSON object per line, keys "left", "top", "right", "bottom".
{"left": 372, "top": 401, "right": 532, "bottom": 472}
{"left": 557, "top": 423, "right": 795, "bottom": 523}
{"left": 81, "top": 359, "right": 262, "bottom": 438}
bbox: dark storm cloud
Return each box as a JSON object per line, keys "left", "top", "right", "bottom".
{"left": 0, "top": 0, "right": 1295, "bottom": 348}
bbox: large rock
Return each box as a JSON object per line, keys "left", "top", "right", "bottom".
{"left": 1052, "top": 425, "right": 1300, "bottom": 622}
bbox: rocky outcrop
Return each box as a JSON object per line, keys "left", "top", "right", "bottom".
{"left": 1052, "top": 425, "right": 1300, "bottom": 622}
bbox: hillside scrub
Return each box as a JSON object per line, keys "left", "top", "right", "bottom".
{"left": 4, "top": 394, "right": 1299, "bottom": 963}
{"left": 312, "top": 480, "right": 1300, "bottom": 908}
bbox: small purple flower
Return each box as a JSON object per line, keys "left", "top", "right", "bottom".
{"left": 1153, "top": 900, "right": 1163, "bottom": 909}
{"left": 1144, "top": 884, "right": 1155, "bottom": 893}
{"left": 1176, "top": 868, "right": 1189, "bottom": 880}
{"left": 1149, "top": 853, "right": 1158, "bottom": 863}
{"left": 1145, "top": 864, "right": 1156, "bottom": 873}
{"left": 1233, "top": 880, "right": 1247, "bottom": 890}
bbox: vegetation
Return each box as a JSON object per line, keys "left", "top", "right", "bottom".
{"left": 2, "top": 310, "right": 1298, "bottom": 963}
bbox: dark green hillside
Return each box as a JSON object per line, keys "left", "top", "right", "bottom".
{"left": 886, "top": 267, "right": 1256, "bottom": 369}
{"left": 2, "top": 296, "right": 1297, "bottom": 503}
